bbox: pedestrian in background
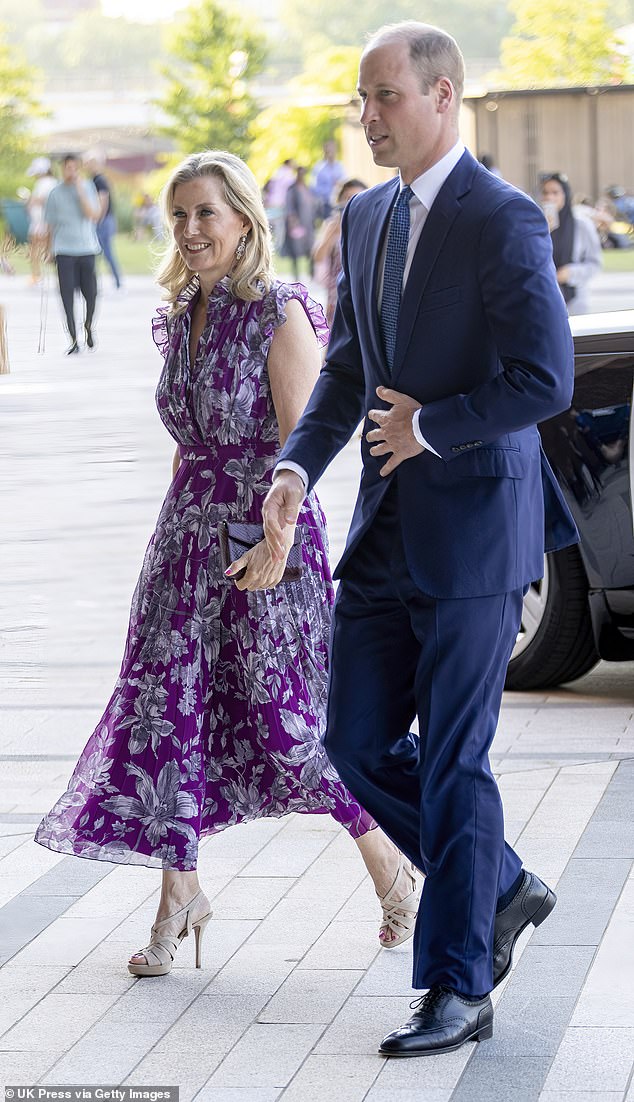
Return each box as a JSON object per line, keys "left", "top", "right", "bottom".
{"left": 84, "top": 150, "right": 122, "bottom": 291}
{"left": 540, "top": 172, "right": 602, "bottom": 315}
{"left": 283, "top": 166, "right": 317, "bottom": 280}
{"left": 478, "top": 152, "right": 502, "bottom": 178}
{"left": 313, "top": 177, "right": 367, "bottom": 326}
{"left": 44, "top": 154, "right": 100, "bottom": 355}
{"left": 312, "top": 140, "right": 347, "bottom": 219}
{"left": 262, "top": 158, "right": 295, "bottom": 250}
{"left": 25, "top": 156, "right": 56, "bottom": 286}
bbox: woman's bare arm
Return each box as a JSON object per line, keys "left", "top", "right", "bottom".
{"left": 172, "top": 446, "right": 181, "bottom": 479}
{"left": 267, "top": 297, "right": 321, "bottom": 446}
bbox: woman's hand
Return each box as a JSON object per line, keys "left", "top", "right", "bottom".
{"left": 225, "top": 536, "right": 294, "bottom": 591}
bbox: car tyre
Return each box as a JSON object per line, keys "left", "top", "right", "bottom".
{"left": 505, "top": 545, "right": 599, "bottom": 690}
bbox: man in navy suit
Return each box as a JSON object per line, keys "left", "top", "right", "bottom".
{"left": 263, "top": 22, "right": 577, "bottom": 1056}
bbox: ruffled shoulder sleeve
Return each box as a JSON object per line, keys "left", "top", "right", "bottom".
{"left": 151, "top": 279, "right": 198, "bottom": 359}
{"left": 151, "top": 305, "right": 171, "bottom": 359}
{"left": 262, "top": 280, "right": 329, "bottom": 349}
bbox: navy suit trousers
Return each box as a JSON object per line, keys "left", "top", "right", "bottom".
{"left": 324, "top": 485, "right": 524, "bottom": 995}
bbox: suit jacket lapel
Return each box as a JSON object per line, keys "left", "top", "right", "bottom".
{"left": 392, "top": 152, "right": 475, "bottom": 381}
{"left": 362, "top": 180, "right": 398, "bottom": 374}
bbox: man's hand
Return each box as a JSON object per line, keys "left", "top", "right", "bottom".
{"left": 262, "top": 470, "right": 305, "bottom": 561}
{"left": 367, "top": 386, "right": 424, "bottom": 476}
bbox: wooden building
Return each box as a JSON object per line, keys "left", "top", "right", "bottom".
{"left": 463, "top": 84, "right": 634, "bottom": 201}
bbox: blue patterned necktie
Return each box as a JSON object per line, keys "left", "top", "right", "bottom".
{"left": 380, "top": 185, "right": 413, "bottom": 370}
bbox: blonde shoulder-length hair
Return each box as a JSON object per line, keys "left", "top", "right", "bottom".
{"left": 156, "top": 150, "right": 274, "bottom": 313}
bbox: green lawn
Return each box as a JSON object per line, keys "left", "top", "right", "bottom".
{"left": 601, "top": 247, "right": 634, "bottom": 271}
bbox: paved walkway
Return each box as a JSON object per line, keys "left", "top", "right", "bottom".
{"left": 1, "top": 271, "right": 633, "bottom": 1102}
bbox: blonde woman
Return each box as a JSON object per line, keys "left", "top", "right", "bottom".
{"left": 36, "top": 151, "right": 420, "bottom": 975}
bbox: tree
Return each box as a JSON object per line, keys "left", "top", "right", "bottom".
{"left": 0, "top": 23, "right": 43, "bottom": 197}
{"left": 496, "top": 0, "right": 630, "bottom": 88}
{"left": 248, "top": 46, "right": 360, "bottom": 186}
{"left": 156, "top": 0, "right": 266, "bottom": 159}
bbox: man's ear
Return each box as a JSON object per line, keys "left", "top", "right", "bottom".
{"left": 436, "top": 78, "right": 454, "bottom": 113}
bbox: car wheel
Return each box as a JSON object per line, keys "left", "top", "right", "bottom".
{"left": 505, "top": 545, "right": 599, "bottom": 690}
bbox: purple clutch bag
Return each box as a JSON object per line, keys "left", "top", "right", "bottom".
{"left": 218, "top": 520, "right": 303, "bottom": 583}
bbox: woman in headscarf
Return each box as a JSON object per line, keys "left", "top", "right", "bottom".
{"left": 540, "top": 172, "right": 602, "bottom": 315}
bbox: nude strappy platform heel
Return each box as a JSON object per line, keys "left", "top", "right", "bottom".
{"left": 378, "top": 856, "right": 422, "bottom": 948}
{"left": 128, "top": 890, "right": 212, "bottom": 976}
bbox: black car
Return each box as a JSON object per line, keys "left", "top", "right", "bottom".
{"left": 506, "top": 310, "right": 634, "bottom": 689}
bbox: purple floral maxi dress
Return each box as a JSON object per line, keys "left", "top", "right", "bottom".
{"left": 35, "top": 279, "right": 375, "bottom": 870}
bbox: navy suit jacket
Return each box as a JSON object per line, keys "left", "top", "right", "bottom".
{"left": 281, "top": 149, "right": 578, "bottom": 598}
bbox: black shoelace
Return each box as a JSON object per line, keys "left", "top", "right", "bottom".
{"left": 409, "top": 984, "right": 449, "bottom": 1015}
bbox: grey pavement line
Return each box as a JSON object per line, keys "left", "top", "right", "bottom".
{"left": 447, "top": 757, "right": 634, "bottom": 1102}
{"left": 493, "top": 751, "right": 634, "bottom": 761}
{"left": 0, "top": 754, "right": 82, "bottom": 762}
{"left": 501, "top": 702, "right": 634, "bottom": 709}
{"left": 0, "top": 814, "right": 44, "bottom": 823}
{"left": 0, "top": 703, "right": 111, "bottom": 710}
{"left": 0, "top": 661, "right": 120, "bottom": 669}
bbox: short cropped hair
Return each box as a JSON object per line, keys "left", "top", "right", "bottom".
{"left": 365, "top": 22, "right": 465, "bottom": 107}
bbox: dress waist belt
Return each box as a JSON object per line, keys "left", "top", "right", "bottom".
{"left": 178, "top": 443, "right": 215, "bottom": 460}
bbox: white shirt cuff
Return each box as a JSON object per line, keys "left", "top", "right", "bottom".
{"left": 274, "top": 461, "right": 309, "bottom": 494}
{"left": 412, "top": 410, "right": 440, "bottom": 456}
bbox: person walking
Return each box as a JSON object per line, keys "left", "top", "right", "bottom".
{"left": 283, "top": 167, "right": 317, "bottom": 280}
{"left": 84, "top": 150, "right": 123, "bottom": 290}
{"left": 313, "top": 178, "right": 367, "bottom": 327}
{"left": 34, "top": 150, "right": 421, "bottom": 975}
{"left": 25, "top": 156, "right": 57, "bottom": 285}
{"left": 312, "top": 139, "right": 347, "bottom": 219}
{"left": 44, "top": 154, "right": 100, "bottom": 355}
{"left": 263, "top": 21, "right": 578, "bottom": 1057}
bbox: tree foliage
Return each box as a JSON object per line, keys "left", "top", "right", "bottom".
{"left": 0, "top": 23, "right": 43, "bottom": 196}
{"left": 156, "top": 0, "right": 266, "bottom": 159}
{"left": 496, "top": 0, "right": 630, "bottom": 88}
{"left": 248, "top": 47, "right": 360, "bottom": 186}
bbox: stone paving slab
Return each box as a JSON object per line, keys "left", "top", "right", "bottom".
{"left": 541, "top": 1026, "right": 634, "bottom": 1094}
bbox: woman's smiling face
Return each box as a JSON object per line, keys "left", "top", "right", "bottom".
{"left": 171, "top": 175, "right": 250, "bottom": 289}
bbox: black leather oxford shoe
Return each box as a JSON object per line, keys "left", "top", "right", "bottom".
{"left": 493, "top": 869, "right": 556, "bottom": 987}
{"left": 379, "top": 985, "right": 493, "bottom": 1057}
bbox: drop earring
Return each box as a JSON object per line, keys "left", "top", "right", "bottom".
{"left": 235, "top": 233, "right": 248, "bottom": 260}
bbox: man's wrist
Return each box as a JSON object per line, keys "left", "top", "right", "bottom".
{"left": 411, "top": 408, "right": 426, "bottom": 448}
{"left": 274, "top": 461, "right": 309, "bottom": 495}
{"left": 411, "top": 408, "right": 440, "bottom": 457}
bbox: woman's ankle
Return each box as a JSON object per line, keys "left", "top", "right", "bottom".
{"left": 158, "top": 872, "right": 202, "bottom": 912}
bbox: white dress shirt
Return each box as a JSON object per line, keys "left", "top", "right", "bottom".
{"left": 279, "top": 141, "right": 466, "bottom": 491}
